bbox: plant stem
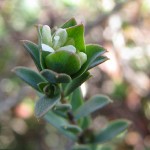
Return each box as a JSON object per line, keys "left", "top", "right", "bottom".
{"left": 67, "top": 111, "right": 77, "bottom": 125}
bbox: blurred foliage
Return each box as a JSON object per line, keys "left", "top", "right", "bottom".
{"left": 0, "top": 0, "right": 150, "bottom": 149}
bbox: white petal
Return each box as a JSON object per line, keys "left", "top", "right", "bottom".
{"left": 42, "top": 44, "right": 55, "bottom": 53}
{"left": 58, "top": 45, "right": 76, "bottom": 53}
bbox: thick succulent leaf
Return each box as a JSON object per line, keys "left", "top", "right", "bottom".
{"left": 13, "top": 67, "right": 46, "bottom": 91}
{"left": 21, "top": 40, "right": 42, "bottom": 71}
{"left": 35, "top": 92, "right": 61, "bottom": 118}
{"left": 61, "top": 124, "right": 82, "bottom": 134}
{"left": 70, "top": 87, "right": 84, "bottom": 112}
{"left": 44, "top": 111, "right": 77, "bottom": 140}
{"left": 46, "top": 50, "right": 81, "bottom": 75}
{"left": 64, "top": 72, "right": 91, "bottom": 96}
{"left": 66, "top": 24, "right": 85, "bottom": 52}
{"left": 75, "top": 95, "right": 112, "bottom": 120}
{"left": 94, "top": 119, "right": 131, "bottom": 144}
{"left": 61, "top": 18, "right": 77, "bottom": 28}
{"left": 41, "top": 69, "right": 72, "bottom": 83}
{"left": 88, "top": 56, "right": 108, "bottom": 70}
{"left": 72, "top": 44, "right": 107, "bottom": 78}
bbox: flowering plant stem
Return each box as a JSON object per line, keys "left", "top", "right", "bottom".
{"left": 13, "top": 18, "right": 130, "bottom": 150}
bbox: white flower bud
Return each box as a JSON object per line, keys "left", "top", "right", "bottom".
{"left": 53, "top": 28, "right": 67, "bottom": 49}
{"left": 42, "top": 44, "right": 55, "bottom": 53}
{"left": 58, "top": 45, "right": 76, "bottom": 53}
{"left": 78, "top": 52, "right": 87, "bottom": 65}
{"left": 42, "top": 25, "right": 52, "bottom": 46}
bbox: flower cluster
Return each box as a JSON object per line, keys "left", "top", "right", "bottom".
{"left": 41, "top": 25, "right": 87, "bottom": 75}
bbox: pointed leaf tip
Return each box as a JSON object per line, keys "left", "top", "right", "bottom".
{"left": 61, "top": 124, "right": 82, "bottom": 134}
{"left": 64, "top": 72, "right": 91, "bottom": 96}
{"left": 35, "top": 94, "right": 61, "bottom": 118}
{"left": 72, "top": 44, "right": 107, "bottom": 78}
{"left": 61, "top": 18, "right": 77, "bottom": 28}
{"left": 94, "top": 119, "right": 131, "bottom": 144}
{"left": 75, "top": 95, "right": 112, "bottom": 120}
{"left": 13, "top": 67, "right": 46, "bottom": 92}
{"left": 21, "top": 40, "right": 42, "bottom": 71}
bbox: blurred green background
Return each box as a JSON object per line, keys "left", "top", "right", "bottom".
{"left": 0, "top": 0, "right": 150, "bottom": 149}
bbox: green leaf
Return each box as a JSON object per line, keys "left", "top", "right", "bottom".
{"left": 72, "top": 44, "right": 106, "bottom": 78}
{"left": 61, "top": 124, "right": 82, "bottom": 134}
{"left": 52, "top": 103, "right": 72, "bottom": 118}
{"left": 88, "top": 56, "right": 108, "bottom": 70}
{"left": 72, "top": 145, "right": 91, "bottom": 150}
{"left": 35, "top": 92, "right": 61, "bottom": 118}
{"left": 36, "top": 24, "right": 42, "bottom": 46}
{"left": 46, "top": 50, "right": 81, "bottom": 75}
{"left": 70, "top": 87, "right": 84, "bottom": 112}
{"left": 75, "top": 95, "right": 112, "bottom": 120}
{"left": 13, "top": 67, "right": 46, "bottom": 92}
{"left": 52, "top": 110, "right": 67, "bottom": 118}
{"left": 66, "top": 24, "right": 85, "bottom": 52}
{"left": 37, "top": 82, "right": 48, "bottom": 92}
{"left": 98, "top": 145, "right": 114, "bottom": 150}
{"left": 64, "top": 72, "right": 91, "bottom": 96}
{"left": 54, "top": 103, "right": 72, "bottom": 111}
{"left": 79, "top": 116, "right": 91, "bottom": 130}
{"left": 70, "top": 88, "right": 91, "bottom": 129}
{"left": 21, "top": 40, "right": 42, "bottom": 71}
{"left": 44, "top": 111, "right": 77, "bottom": 140}
{"left": 41, "top": 69, "right": 72, "bottom": 83}
{"left": 61, "top": 18, "right": 77, "bottom": 28}
{"left": 43, "top": 84, "right": 59, "bottom": 97}
{"left": 94, "top": 119, "right": 131, "bottom": 144}
{"left": 41, "top": 51, "right": 50, "bottom": 68}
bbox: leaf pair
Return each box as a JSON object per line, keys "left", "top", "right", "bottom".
{"left": 72, "top": 119, "right": 130, "bottom": 148}
{"left": 41, "top": 69, "right": 71, "bottom": 84}
{"left": 13, "top": 67, "right": 71, "bottom": 92}
{"left": 45, "top": 111, "right": 82, "bottom": 141}
{"left": 13, "top": 67, "right": 71, "bottom": 118}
